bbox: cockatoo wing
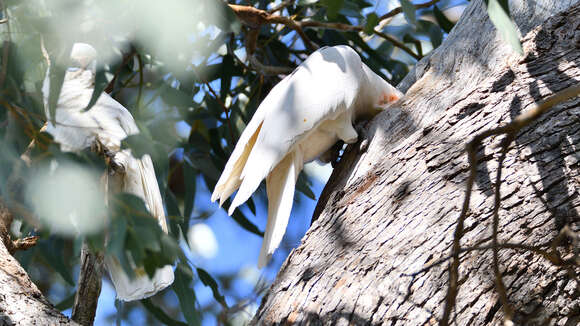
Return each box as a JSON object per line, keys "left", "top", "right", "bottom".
{"left": 212, "top": 45, "right": 364, "bottom": 213}
{"left": 44, "top": 63, "right": 173, "bottom": 301}
{"left": 45, "top": 73, "right": 138, "bottom": 152}
{"left": 258, "top": 150, "right": 303, "bottom": 268}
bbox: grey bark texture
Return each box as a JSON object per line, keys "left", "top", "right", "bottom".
{"left": 71, "top": 242, "right": 103, "bottom": 326}
{"left": 0, "top": 200, "right": 78, "bottom": 326}
{"left": 254, "top": 0, "right": 580, "bottom": 325}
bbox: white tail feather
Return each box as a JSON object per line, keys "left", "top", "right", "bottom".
{"left": 107, "top": 151, "right": 174, "bottom": 300}
{"left": 257, "top": 151, "right": 303, "bottom": 268}
{"left": 105, "top": 258, "right": 174, "bottom": 302}
{"left": 212, "top": 123, "right": 262, "bottom": 207}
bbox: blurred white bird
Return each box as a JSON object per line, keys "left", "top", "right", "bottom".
{"left": 42, "top": 43, "right": 174, "bottom": 301}
{"left": 212, "top": 45, "right": 403, "bottom": 268}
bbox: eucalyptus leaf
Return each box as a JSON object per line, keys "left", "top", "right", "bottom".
{"left": 83, "top": 65, "right": 107, "bottom": 111}
{"left": 197, "top": 268, "right": 227, "bottom": 307}
{"left": 142, "top": 299, "right": 188, "bottom": 326}
{"left": 173, "top": 263, "right": 201, "bottom": 326}
{"left": 400, "top": 0, "right": 417, "bottom": 26}
{"left": 433, "top": 5, "right": 455, "bottom": 33}
{"left": 484, "top": 0, "right": 523, "bottom": 54}
{"left": 364, "top": 13, "right": 379, "bottom": 35}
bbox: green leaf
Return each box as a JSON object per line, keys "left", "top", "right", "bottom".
{"left": 403, "top": 33, "right": 423, "bottom": 57}
{"left": 38, "top": 237, "right": 75, "bottom": 286}
{"left": 183, "top": 161, "right": 196, "bottom": 224}
{"left": 433, "top": 5, "right": 455, "bottom": 33}
{"left": 364, "top": 13, "right": 379, "bottom": 35}
{"left": 83, "top": 65, "right": 107, "bottom": 111}
{"left": 417, "top": 20, "right": 443, "bottom": 48}
{"left": 142, "top": 299, "right": 188, "bottom": 326}
{"left": 54, "top": 292, "right": 76, "bottom": 311}
{"left": 484, "top": 0, "right": 523, "bottom": 54}
{"left": 196, "top": 268, "right": 227, "bottom": 308}
{"left": 230, "top": 208, "right": 264, "bottom": 237}
{"left": 220, "top": 55, "right": 234, "bottom": 101}
{"left": 400, "top": 0, "right": 417, "bottom": 26}
{"left": 321, "top": 0, "right": 344, "bottom": 19}
{"left": 173, "top": 263, "right": 201, "bottom": 326}
{"left": 122, "top": 134, "right": 155, "bottom": 159}
{"left": 46, "top": 61, "right": 67, "bottom": 123}
{"left": 296, "top": 173, "right": 315, "bottom": 200}
{"left": 246, "top": 197, "right": 257, "bottom": 216}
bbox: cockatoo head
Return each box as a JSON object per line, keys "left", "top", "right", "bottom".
{"left": 359, "top": 63, "right": 403, "bottom": 117}
{"left": 70, "top": 43, "right": 97, "bottom": 72}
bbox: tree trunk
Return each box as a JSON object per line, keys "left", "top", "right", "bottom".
{"left": 254, "top": 0, "right": 580, "bottom": 325}
{"left": 0, "top": 200, "right": 78, "bottom": 325}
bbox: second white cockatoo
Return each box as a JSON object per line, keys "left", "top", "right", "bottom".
{"left": 212, "top": 45, "right": 403, "bottom": 268}
{"left": 42, "top": 43, "right": 174, "bottom": 301}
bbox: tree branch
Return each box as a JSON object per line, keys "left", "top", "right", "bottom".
{"left": 229, "top": 4, "right": 317, "bottom": 50}
{"left": 298, "top": 20, "right": 422, "bottom": 59}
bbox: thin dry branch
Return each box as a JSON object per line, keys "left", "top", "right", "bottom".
{"left": 248, "top": 55, "right": 294, "bottom": 75}
{"left": 299, "top": 20, "right": 422, "bottom": 59}
{"left": 229, "top": 4, "right": 317, "bottom": 50}
{"left": 268, "top": 0, "right": 292, "bottom": 14}
{"left": 440, "top": 84, "right": 580, "bottom": 326}
{"left": 491, "top": 138, "right": 515, "bottom": 324}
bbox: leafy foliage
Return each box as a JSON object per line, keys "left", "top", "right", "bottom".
{"left": 484, "top": 0, "right": 523, "bottom": 54}
{"left": 0, "top": 0, "right": 470, "bottom": 324}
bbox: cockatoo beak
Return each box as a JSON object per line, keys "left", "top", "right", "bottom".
{"left": 379, "top": 89, "right": 403, "bottom": 108}
{"left": 372, "top": 89, "right": 404, "bottom": 114}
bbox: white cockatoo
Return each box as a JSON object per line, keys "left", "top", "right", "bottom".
{"left": 42, "top": 43, "right": 174, "bottom": 301}
{"left": 212, "top": 45, "right": 403, "bottom": 268}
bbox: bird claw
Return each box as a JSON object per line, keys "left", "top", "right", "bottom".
{"left": 354, "top": 121, "right": 370, "bottom": 153}
{"left": 359, "top": 138, "right": 369, "bottom": 153}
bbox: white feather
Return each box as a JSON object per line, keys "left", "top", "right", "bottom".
{"left": 212, "top": 45, "right": 403, "bottom": 267}
{"left": 43, "top": 43, "right": 173, "bottom": 301}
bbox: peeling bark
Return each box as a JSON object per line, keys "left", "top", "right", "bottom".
{"left": 254, "top": 0, "right": 580, "bottom": 325}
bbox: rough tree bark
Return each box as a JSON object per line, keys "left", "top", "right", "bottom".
{"left": 254, "top": 0, "right": 580, "bottom": 325}
{"left": 0, "top": 200, "right": 78, "bottom": 325}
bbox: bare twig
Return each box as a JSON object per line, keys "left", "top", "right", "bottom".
{"left": 104, "top": 49, "right": 137, "bottom": 94}
{"left": 248, "top": 55, "right": 294, "bottom": 75}
{"left": 268, "top": 0, "right": 293, "bottom": 14}
{"left": 11, "top": 236, "right": 39, "bottom": 253}
{"left": 229, "top": 4, "right": 318, "bottom": 50}
{"left": 491, "top": 138, "right": 515, "bottom": 324}
{"left": 405, "top": 240, "right": 566, "bottom": 278}
{"left": 0, "top": 0, "right": 12, "bottom": 89}
{"left": 372, "top": 30, "right": 422, "bottom": 60}
{"left": 298, "top": 20, "right": 422, "bottom": 59}
{"left": 440, "top": 84, "right": 580, "bottom": 326}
